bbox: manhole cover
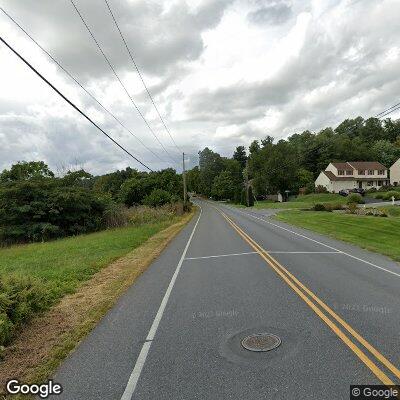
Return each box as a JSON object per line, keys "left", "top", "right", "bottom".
{"left": 241, "top": 333, "right": 281, "bottom": 352}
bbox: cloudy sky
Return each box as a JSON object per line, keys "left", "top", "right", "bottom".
{"left": 1, "top": 0, "right": 399, "bottom": 174}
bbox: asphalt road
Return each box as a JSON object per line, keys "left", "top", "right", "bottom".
{"left": 49, "top": 199, "right": 400, "bottom": 399}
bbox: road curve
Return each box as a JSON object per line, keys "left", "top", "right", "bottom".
{"left": 49, "top": 199, "right": 400, "bottom": 399}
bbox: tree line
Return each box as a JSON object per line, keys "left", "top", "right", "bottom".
{"left": 186, "top": 116, "right": 400, "bottom": 202}
{"left": 0, "top": 161, "right": 184, "bottom": 245}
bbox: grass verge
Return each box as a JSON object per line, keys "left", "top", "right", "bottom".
{"left": 0, "top": 210, "right": 194, "bottom": 398}
{"left": 231, "top": 193, "right": 349, "bottom": 209}
{"left": 275, "top": 209, "right": 400, "bottom": 262}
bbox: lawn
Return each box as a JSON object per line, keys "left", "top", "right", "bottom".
{"left": 234, "top": 193, "right": 348, "bottom": 209}
{"left": 275, "top": 209, "right": 400, "bottom": 262}
{"left": 0, "top": 218, "right": 179, "bottom": 302}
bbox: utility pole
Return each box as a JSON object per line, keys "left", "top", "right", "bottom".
{"left": 182, "top": 152, "right": 187, "bottom": 208}
{"left": 245, "top": 159, "right": 249, "bottom": 207}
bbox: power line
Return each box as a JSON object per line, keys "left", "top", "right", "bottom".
{"left": 0, "top": 36, "right": 153, "bottom": 172}
{"left": 375, "top": 102, "right": 400, "bottom": 118}
{"left": 0, "top": 7, "right": 167, "bottom": 166}
{"left": 69, "top": 0, "right": 179, "bottom": 167}
{"left": 378, "top": 104, "right": 400, "bottom": 119}
{"left": 103, "top": 0, "right": 182, "bottom": 153}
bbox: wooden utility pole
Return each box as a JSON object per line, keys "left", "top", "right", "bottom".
{"left": 245, "top": 159, "right": 249, "bottom": 207}
{"left": 182, "top": 152, "right": 187, "bottom": 207}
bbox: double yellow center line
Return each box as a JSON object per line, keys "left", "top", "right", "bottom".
{"left": 217, "top": 208, "right": 400, "bottom": 385}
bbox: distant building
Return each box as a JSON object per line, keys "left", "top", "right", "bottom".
{"left": 315, "top": 162, "right": 389, "bottom": 193}
{"left": 390, "top": 158, "right": 400, "bottom": 186}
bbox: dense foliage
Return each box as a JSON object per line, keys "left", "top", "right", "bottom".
{"left": 187, "top": 117, "right": 400, "bottom": 202}
{"left": 0, "top": 162, "right": 184, "bottom": 245}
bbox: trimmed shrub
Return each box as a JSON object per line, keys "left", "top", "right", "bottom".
{"left": 324, "top": 203, "right": 343, "bottom": 211}
{"left": 347, "top": 193, "right": 364, "bottom": 204}
{"left": 313, "top": 203, "right": 326, "bottom": 211}
{"left": 315, "top": 185, "right": 328, "bottom": 194}
{"left": 347, "top": 203, "right": 358, "bottom": 214}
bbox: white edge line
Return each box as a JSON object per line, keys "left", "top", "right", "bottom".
{"left": 223, "top": 205, "right": 400, "bottom": 279}
{"left": 120, "top": 206, "right": 202, "bottom": 400}
{"left": 185, "top": 251, "right": 257, "bottom": 260}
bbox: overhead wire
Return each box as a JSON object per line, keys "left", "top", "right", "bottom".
{"left": 103, "top": 0, "right": 183, "bottom": 154}
{"left": 69, "top": 0, "right": 179, "bottom": 167}
{"left": 0, "top": 6, "right": 167, "bottom": 166}
{"left": 0, "top": 36, "right": 154, "bottom": 172}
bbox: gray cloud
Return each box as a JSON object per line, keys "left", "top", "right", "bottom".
{"left": 2, "top": 0, "right": 231, "bottom": 81}
{"left": 1, "top": 0, "right": 400, "bottom": 173}
{"left": 248, "top": 1, "right": 293, "bottom": 25}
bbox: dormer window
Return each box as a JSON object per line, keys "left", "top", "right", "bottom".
{"left": 346, "top": 170, "right": 353, "bottom": 175}
{"left": 358, "top": 170, "right": 365, "bottom": 175}
{"left": 378, "top": 170, "right": 385, "bottom": 175}
{"left": 338, "top": 170, "right": 345, "bottom": 175}
{"left": 368, "top": 170, "right": 374, "bottom": 175}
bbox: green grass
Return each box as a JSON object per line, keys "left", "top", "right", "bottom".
{"left": 0, "top": 218, "right": 178, "bottom": 302}
{"left": 275, "top": 210, "right": 400, "bottom": 262}
{"left": 378, "top": 205, "right": 400, "bottom": 217}
{"left": 232, "top": 193, "right": 348, "bottom": 209}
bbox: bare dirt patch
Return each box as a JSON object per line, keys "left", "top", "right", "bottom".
{"left": 0, "top": 211, "right": 194, "bottom": 397}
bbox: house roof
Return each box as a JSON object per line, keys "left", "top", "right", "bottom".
{"left": 331, "top": 162, "right": 352, "bottom": 170}
{"left": 347, "top": 161, "right": 387, "bottom": 170}
{"left": 322, "top": 171, "right": 352, "bottom": 181}
{"left": 331, "top": 161, "right": 387, "bottom": 171}
{"left": 322, "top": 171, "right": 389, "bottom": 182}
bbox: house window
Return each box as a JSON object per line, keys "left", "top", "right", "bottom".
{"left": 368, "top": 170, "right": 374, "bottom": 175}
{"left": 338, "top": 170, "right": 345, "bottom": 175}
{"left": 346, "top": 170, "right": 353, "bottom": 175}
{"left": 378, "top": 180, "right": 383, "bottom": 186}
{"left": 358, "top": 170, "right": 365, "bottom": 175}
{"left": 367, "top": 181, "right": 373, "bottom": 186}
{"left": 378, "top": 170, "right": 385, "bottom": 175}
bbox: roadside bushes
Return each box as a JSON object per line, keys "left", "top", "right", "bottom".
{"left": 0, "top": 275, "right": 51, "bottom": 347}
{"left": 129, "top": 204, "right": 184, "bottom": 226}
{"left": 0, "top": 179, "right": 108, "bottom": 245}
{"left": 143, "top": 189, "right": 172, "bottom": 207}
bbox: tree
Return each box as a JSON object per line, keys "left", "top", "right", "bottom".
{"left": 143, "top": 189, "right": 171, "bottom": 207}
{"left": 371, "top": 140, "right": 400, "bottom": 167}
{"left": 211, "top": 171, "right": 235, "bottom": 200}
{"left": 264, "top": 141, "right": 299, "bottom": 193}
{"left": 0, "top": 161, "right": 54, "bottom": 183}
{"left": 233, "top": 146, "right": 247, "bottom": 169}
{"left": 186, "top": 166, "right": 200, "bottom": 193}
{"left": 249, "top": 140, "right": 260, "bottom": 154}
{"left": 198, "top": 148, "right": 224, "bottom": 196}
{"left": 261, "top": 135, "right": 274, "bottom": 147}
{"left": 119, "top": 178, "right": 145, "bottom": 206}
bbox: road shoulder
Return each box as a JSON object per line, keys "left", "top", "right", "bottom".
{"left": 0, "top": 210, "right": 195, "bottom": 395}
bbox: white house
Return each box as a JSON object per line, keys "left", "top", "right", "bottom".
{"left": 315, "top": 161, "right": 389, "bottom": 193}
{"left": 390, "top": 158, "right": 400, "bottom": 186}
